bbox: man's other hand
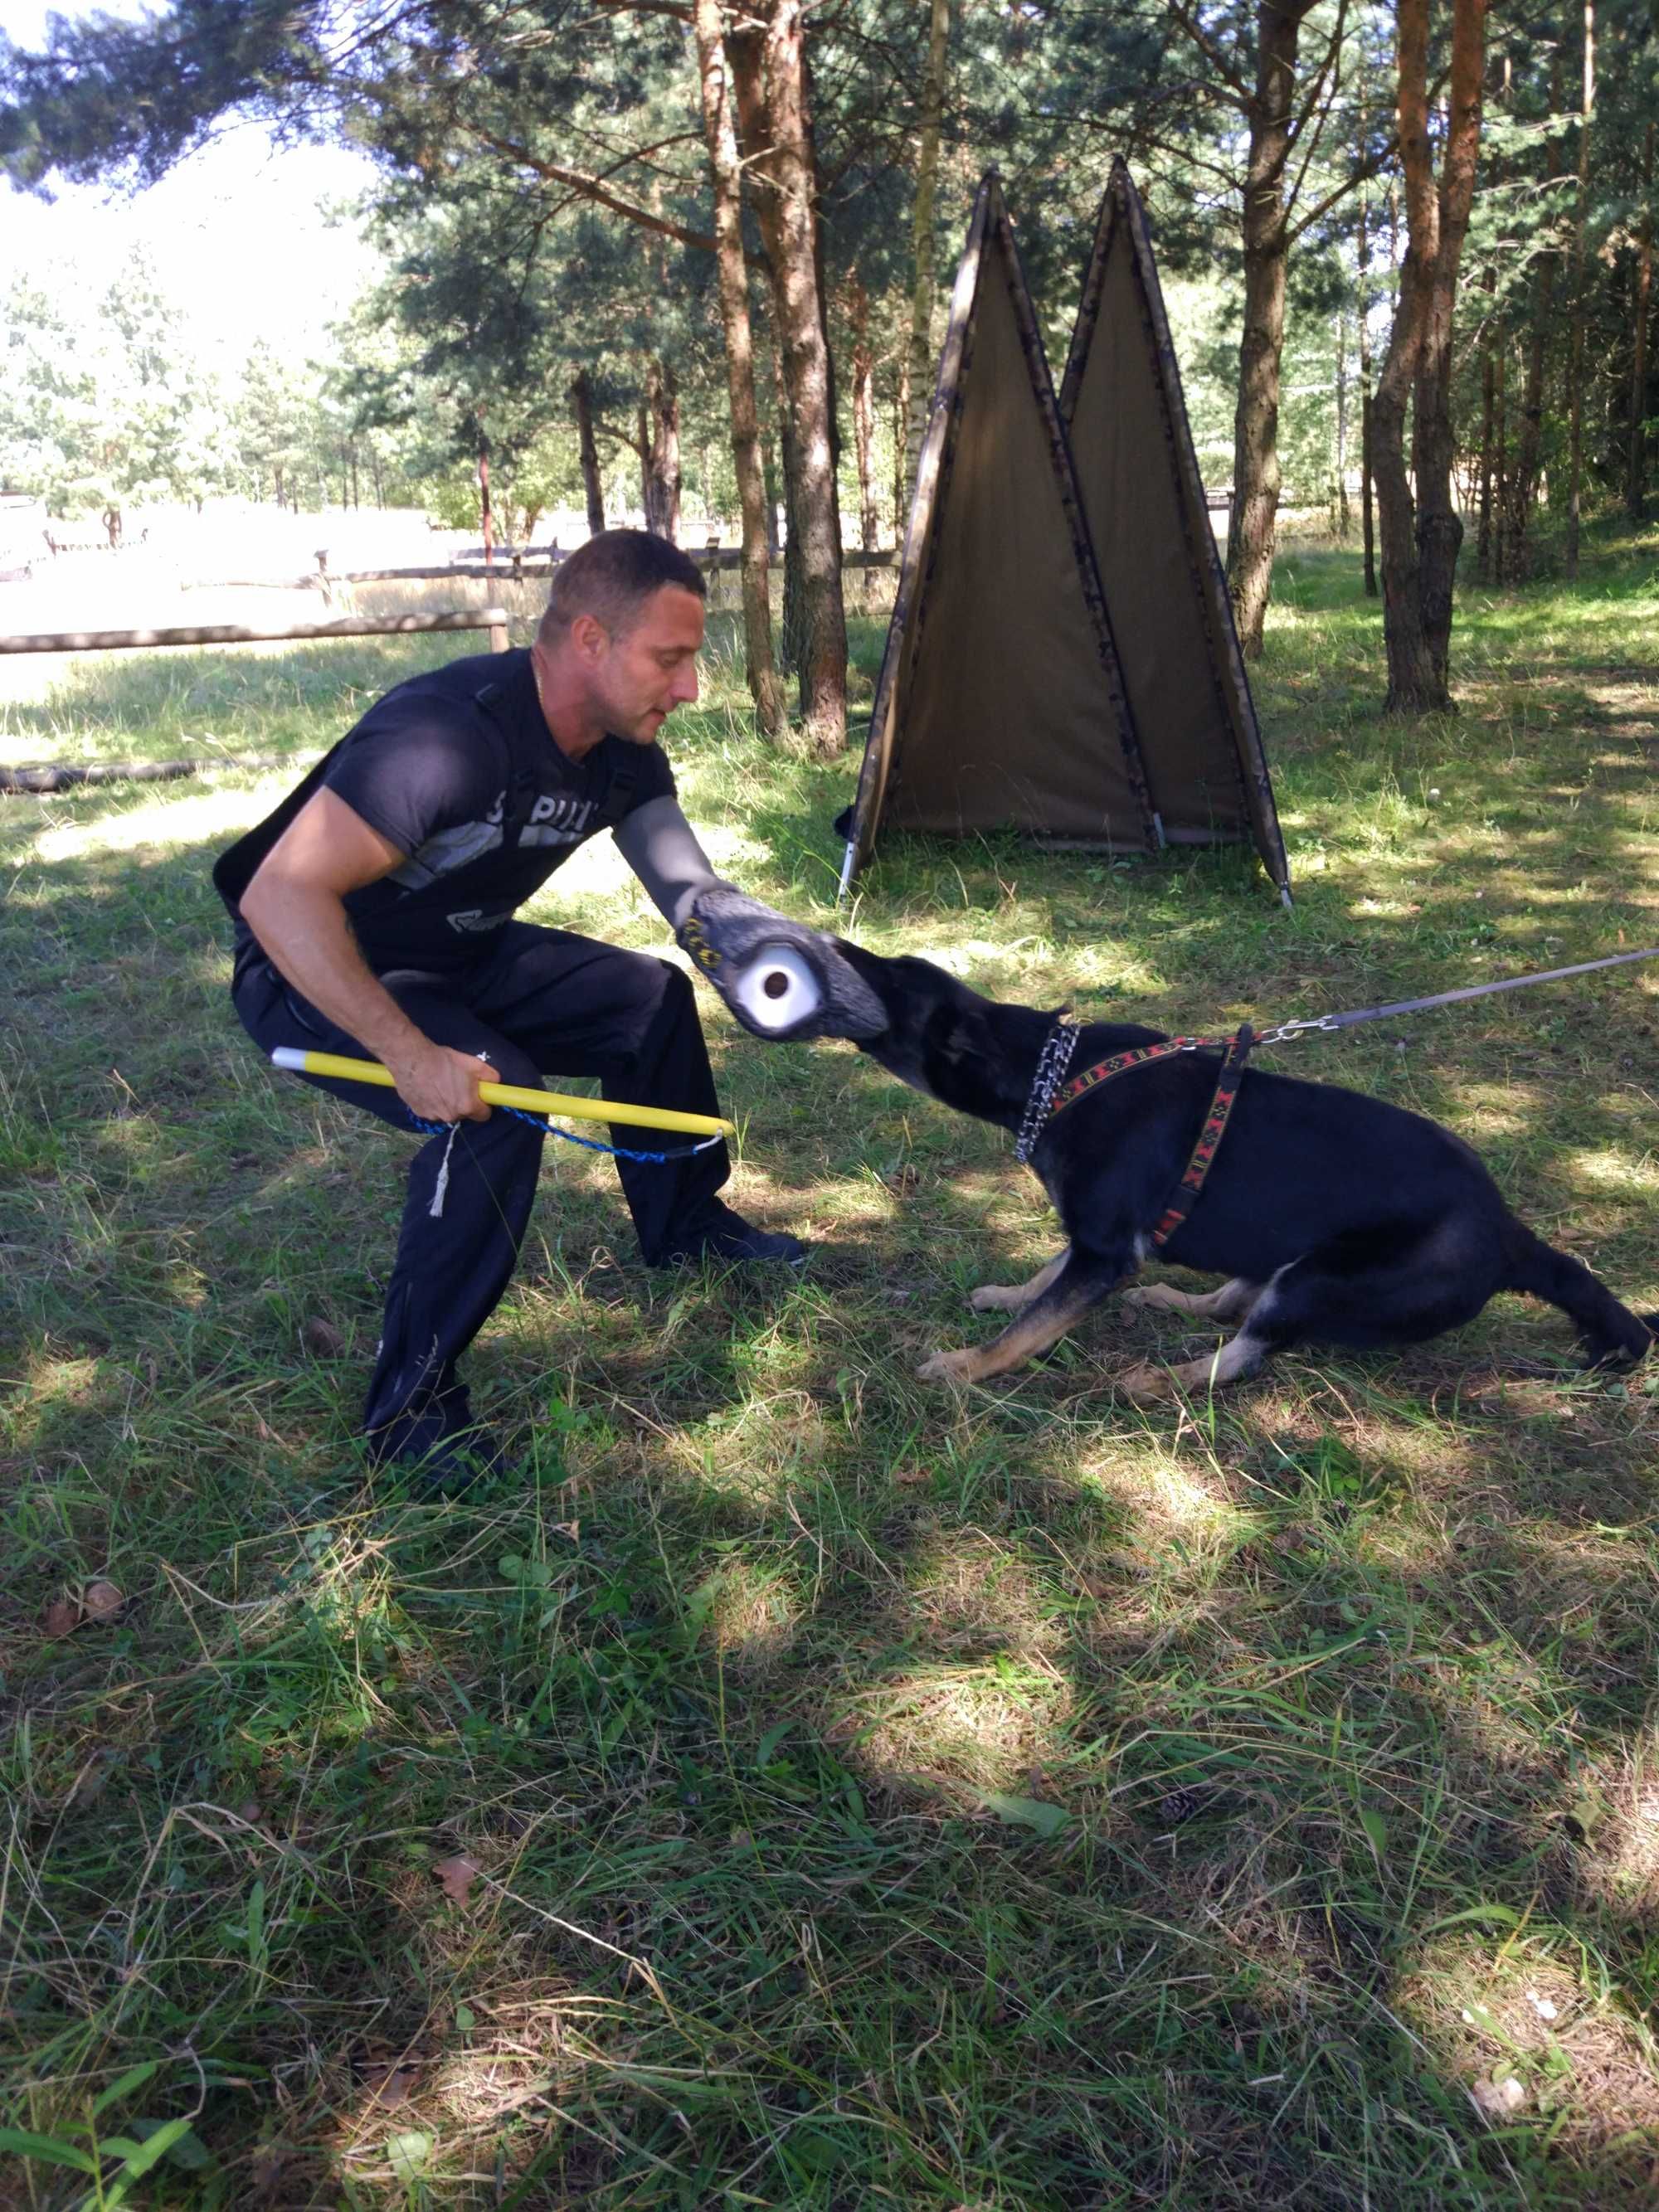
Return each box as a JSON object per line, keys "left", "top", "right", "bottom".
{"left": 387, "top": 1043, "right": 499, "bottom": 1124}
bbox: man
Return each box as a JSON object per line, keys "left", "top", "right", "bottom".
{"left": 216, "top": 530, "right": 807, "bottom": 1487}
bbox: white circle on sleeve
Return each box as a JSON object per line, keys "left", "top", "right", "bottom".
{"left": 730, "top": 941, "right": 825, "bottom": 1033}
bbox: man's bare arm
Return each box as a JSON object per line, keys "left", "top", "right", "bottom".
{"left": 239, "top": 789, "right": 497, "bottom": 1124}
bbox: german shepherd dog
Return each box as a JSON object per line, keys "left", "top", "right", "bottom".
{"left": 834, "top": 942, "right": 1656, "bottom": 1400}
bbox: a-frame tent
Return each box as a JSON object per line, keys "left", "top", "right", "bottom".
{"left": 838, "top": 168, "right": 1292, "bottom": 904}
{"left": 1058, "top": 161, "right": 1289, "bottom": 898}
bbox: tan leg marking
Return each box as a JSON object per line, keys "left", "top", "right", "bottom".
{"left": 1114, "top": 1330, "right": 1269, "bottom": 1405}
{"left": 969, "top": 1247, "right": 1071, "bottom": 1314}
{"left": 920, "top": 1282, "right": 1097, "bottom": 1385}
{"left": 1122, "top": 1277, "right": 1262, "bottom": 1323}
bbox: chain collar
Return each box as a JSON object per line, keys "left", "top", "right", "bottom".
{"left": 1014, "top": 1015, "right": 1080, "bottom": 1164}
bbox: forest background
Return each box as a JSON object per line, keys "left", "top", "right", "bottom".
{"left": 3, "top": 0, "right": 1655, "bottom": 737}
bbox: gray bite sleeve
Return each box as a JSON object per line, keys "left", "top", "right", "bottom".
{"left": 611, "top": 795, "right": 728, "bottom": 929}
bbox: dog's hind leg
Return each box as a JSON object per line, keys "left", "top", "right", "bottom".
{"left": 1117, "top": 1326, "right": 1274, "bottom": 1403}
{"left": 970, "top": 1247, "right": 1071, "bottom": 1313}
{"left": 922, "top": 1249, "right": 1122, "bottom": 1384}
{"left": 1123, "top": 1277, "right": 1262, "bottom": 1323}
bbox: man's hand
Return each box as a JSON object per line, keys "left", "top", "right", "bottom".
{"left": 384, "top": 1043, "right": 499, "bottom": 1125}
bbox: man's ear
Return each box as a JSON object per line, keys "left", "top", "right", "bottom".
{"left": 568, "top": 611, "right": 610, "bottom": 663}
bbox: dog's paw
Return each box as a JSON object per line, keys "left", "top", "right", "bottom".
{"left": 917, "top": 1346, "right": 978, "bottom": 1384}
{"left": 969, "top": 1285, "right": 1019, "bottom": 1313}
{"left": 1117, "top": 1286, "right": 1147, "bottom": 1315}
{"left": 1114, "top": 1362, "right": 1176, "bottom": 1405}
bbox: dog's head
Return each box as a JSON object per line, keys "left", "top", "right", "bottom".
{"left": 829, "top": 939, "right": 1050, "bottom": 1124}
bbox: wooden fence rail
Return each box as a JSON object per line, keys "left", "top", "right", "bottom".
{"left": 0, "top": 607, "right": 511, "bottom": 656}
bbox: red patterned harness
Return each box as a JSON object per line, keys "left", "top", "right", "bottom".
{"left": 1045, "top": 1023, "right": 1255, "bottom": 1247}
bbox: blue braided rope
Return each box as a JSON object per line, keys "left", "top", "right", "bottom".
{"left": 406, "top": 1101, "right": 724, "bottom": 1165}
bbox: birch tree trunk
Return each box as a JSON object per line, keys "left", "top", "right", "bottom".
{"left": 693, "top": 0, "right": 783, "bottom": 732}
{"left": 729, "top": 2, "right": 849, "bottom": 750}
{"left": 1564, "top": 0, "right": 1594, "bottom": 579}
{"left": 1625, "top": 118, "right": 1652, "bottom": 519}
{"left": 571, "top": 370, "right": 606, "bottom": 537}
{"left": 1372, "top": 0, "right": 1487, "bottom": 712}
{"left": 902, "top": 0, "right": 951, "bottom": 498}
{"left": 1225, "top": 0, "right": 1317, "bottom": 660}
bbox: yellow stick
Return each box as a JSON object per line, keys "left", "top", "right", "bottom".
{"left": 270, "top": 1048, "right": 735, "bottom": 1138}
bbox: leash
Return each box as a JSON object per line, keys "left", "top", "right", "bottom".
{"left": 1251, "top": 942, "right": 1659, "bottom": 1046}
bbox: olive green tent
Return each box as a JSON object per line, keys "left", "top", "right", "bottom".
{"left": 838, "top": 167, "right": 1291, "bottom": 905}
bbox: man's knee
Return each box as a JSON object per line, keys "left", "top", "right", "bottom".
{"left": 601, "top": 947, "right": 697, "bottom": 1034}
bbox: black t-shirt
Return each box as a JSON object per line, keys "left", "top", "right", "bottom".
{"left": 216, "top": 648, "right": 675, "bottom": 980}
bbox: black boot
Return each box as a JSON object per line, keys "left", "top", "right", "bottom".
{"left": 655, "top": 1198, "right": 807, "bottom": 1267}
{"left": 367, "top": 1379, "right": 507, "bottom": 1494}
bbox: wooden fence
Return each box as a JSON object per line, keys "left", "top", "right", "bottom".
{"left": 0, "top": 607, "right": 512, "bottom": 657}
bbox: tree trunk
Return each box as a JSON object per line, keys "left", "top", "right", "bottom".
{"left": 1502, "top": 64, "right": 1564, "bottom": 579}
{"left": 1564, "top": 0, "right": 1594, "bottom": 578}
{"left": 478, "top": 421, "right": 494, "bottom": 568}
{"left": 849, "top": 275, "right": 878, "bottom": 551}
{"left": 1335, "top": 307, "right": 1350, "bottom": 536}
{"left": 1225, "top": 0, "right": 1316, "bottom": 661}
{"left": 729, "top": 3, "right": 849, "bottom": 750}
{"left": 1359, "top": 193, "right": 1377, "bottom": 594}
{"left": 637, "top": 399, "right": 653, "bottom": 527}
{"left": 693, "top": 0, "right": 783, "bottom": 732}
{"left": 572, "top": 369, "right": 606, "bottom": 536}
{"left": 761, "top": 424, "right": 781, "bottom": 551}
{"left": 893, "top": 353, "right": 910, "bottom": 537}
{"left": 775, "top": 386, "right": 806, "bottom": 679}
{"left": 1373, "top": 0, "right": 1487, "bottom": 713}
{"left": 1492, "top": 336, "right": 1507, "bottom": 581}
{"left": 645, "top": 357, "right": 681, "bottom": 542}
{"left": 1626, "top": 118, "right": 1653, "bottom": 519}
{"left": 902, "top": 0, "right": 951, "bottom": 498}
{"left": 1477, "top": 270, "right": 1496, "bottom": 581}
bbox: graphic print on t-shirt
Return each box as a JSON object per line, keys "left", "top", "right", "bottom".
{"left": 389, "top": 788, "right": 508, "bottom": 889}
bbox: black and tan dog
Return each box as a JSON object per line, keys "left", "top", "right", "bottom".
{"left": 834, "top": 942, "right": 1656, "bottom": 1400}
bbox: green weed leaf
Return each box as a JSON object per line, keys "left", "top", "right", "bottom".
{"left": 0, "top": 2128, "right": 97, "bottom": 2175}
{"left": 982, "top": 1792, "right": 1071, "bottom": 1838}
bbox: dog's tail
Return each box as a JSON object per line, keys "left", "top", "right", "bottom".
{"left": 1504, "top": 1226, "right": 1657, "bottom": 1368}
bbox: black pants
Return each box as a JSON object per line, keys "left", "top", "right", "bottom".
{"left": 233, "top": 921, "right": 729, "bottom": 1433}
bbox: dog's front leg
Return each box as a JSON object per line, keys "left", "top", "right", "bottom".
{"left": 920, "top": 1248, "right": 1124, "bottom": 1385}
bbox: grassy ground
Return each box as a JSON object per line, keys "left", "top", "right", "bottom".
{"left": 3, "top": 523, "right": 1659, "bottom": 2209}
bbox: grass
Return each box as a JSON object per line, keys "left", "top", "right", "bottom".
{"left": 2, "top": 518, "right": 1659, "bottom": 2209}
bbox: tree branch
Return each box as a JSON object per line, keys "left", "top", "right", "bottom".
{"left": 463, "top": 126, "right": 760, "bottom": 262}
{"left": 1161, "top": 0, "right": 1251, "bottom": 102}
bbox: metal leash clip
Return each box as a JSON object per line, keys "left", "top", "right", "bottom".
{"left": 1255, "top": 1014, "right": 1342, "bottom": 1047}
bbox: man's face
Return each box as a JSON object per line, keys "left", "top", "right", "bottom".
{"left": 586, "top": 584, "right": 704, "bottom": 743}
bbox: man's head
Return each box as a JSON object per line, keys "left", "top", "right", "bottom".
{"left": 534, "top": 529, "right": 708, "bottom": 746}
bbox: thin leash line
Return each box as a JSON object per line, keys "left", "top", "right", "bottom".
{"left": 1257, "top": 943, "right": 1659, "bottom": 1045}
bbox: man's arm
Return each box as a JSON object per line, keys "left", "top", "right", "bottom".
{"left": 611, "top": 795, "right": 726, "bottom": 928}
{"left": 239, "top": 789, "right": 497, "bottom": 1124}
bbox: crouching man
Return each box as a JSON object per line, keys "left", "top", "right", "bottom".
{"left": 215, "top": 530, "right": 808, "bottom": 1487}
